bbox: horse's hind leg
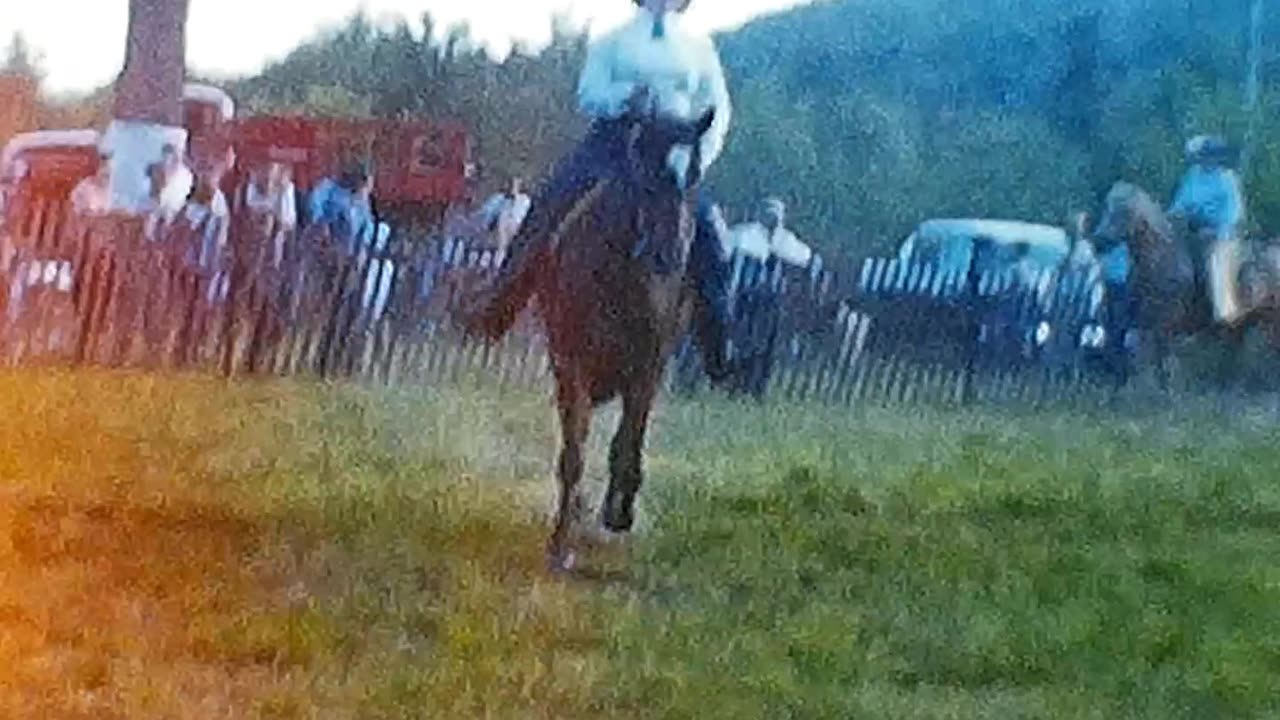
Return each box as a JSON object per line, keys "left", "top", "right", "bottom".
{"left": 603, "top": 376, "right": 658, "bottom": 533}
{"left": 549, "top": 370, "right": 590, "bottom": 572}
{"left": 1214, "top": 319, "right": 1250, "bottom": 389}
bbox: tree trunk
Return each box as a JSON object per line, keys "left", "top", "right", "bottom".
{"left": 104, "top": 0, "right": 191, "bottom": 213}
{"left": 1242, "top": 0, "right": 1264, "bottom": 179}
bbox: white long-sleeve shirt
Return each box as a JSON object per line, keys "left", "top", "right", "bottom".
{"left": 577, "top": 8, "right": 732, "bottom": 183}
{"left": 729, "top": 221, "right": 813, "bottom": 268}
{"left": 156, "top": 163, "right": 194, "bottom": 224}
{"left": 179, "top": 189, "right": 229, "bottom": 272}
{"left": 478, "top": 191, "right": 531, "bottom": 249}
{"left": 246, "top": 179, "right": 297, "bottom": 231}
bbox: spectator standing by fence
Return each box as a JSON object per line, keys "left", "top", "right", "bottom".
{"left": 245, "top": 162, "right": 297, "bottom": 268}
{"left": 1094, "top": 224, "right": 1134, "bottom": 382}
{"left": 70, "top": 151, "right": 114, "bottom": 218}
{"left": 724, "top": 197, "right": 812, "bottom": 398}
{"left": 476, "top": 176, "right": 531, "bottom": 263}
{"left": 155, "top": 143, "right": 194, "bottom": 223}
{"left": 307, "top": 164, "right": 375, "bottom": 257}
{"left": 728, "top": 197, "right": 812, "bottom": 278}
{"left": 305, "top": 162, "right": 377, "bottom": 375}
{"left": 223, "top": 162, "right": 299, "bottom": 376}
{"left": 143, "top": 143, "right": 194, "bottom": 242}
{"left": 177, "top": 169, "right": 230, "bottom": 299}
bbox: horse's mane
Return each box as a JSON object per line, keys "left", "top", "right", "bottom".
{"left": 554, "top": 172, "right": 696, "bottom": 270}
{"left": 552, "top": 182, "right": 610, "bottom": 247}
{"left": 1105, "top": 181, "right": 1176, "bottom": 247}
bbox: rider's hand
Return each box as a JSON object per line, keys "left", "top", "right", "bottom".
{"left": 624, "top": 85, "right": 652, "bottom": 118}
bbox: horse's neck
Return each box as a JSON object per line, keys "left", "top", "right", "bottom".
{"left": 1132, "top": 212, "right": 1178, "bottom": 257}
{"left": 1130, "top": 220, "right": 1196, "bottom": 294}
{"left": 564, "top": 187, "right": 693, "bottom": 274}
{"left": 565, "top": 186, "right": 632, "bottom": 259}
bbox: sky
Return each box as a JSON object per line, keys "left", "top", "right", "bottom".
{"left": 3, "top": 0, "right": 809, "bottom": 96}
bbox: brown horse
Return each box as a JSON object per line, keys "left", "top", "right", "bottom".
{"left": 1092, "top": 181, "right": 1274, "bottom": 385}
{"left": 515, "top": 109, "right": 718, "bottom": 571}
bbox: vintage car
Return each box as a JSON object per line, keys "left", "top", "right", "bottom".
{"left": 0, "top": 129, "right": 99, "bottom": 335}
{"left": 0, "top": 129, "right": 101, "bottom": 203}
{"left": 0, "top": 128, "right": 102, "bottom": 262}
{"left": 895, "top": 218, "right": 1072, "bottom": 282}
{"left": 875, "top": 217, "right": 1108, "bottom": 371}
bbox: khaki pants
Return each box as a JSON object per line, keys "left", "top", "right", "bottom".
{"left": 1204, "top": 232, "right": 1244, "bottom": 324}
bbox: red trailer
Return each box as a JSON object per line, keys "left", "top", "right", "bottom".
{"left": 245, "top": 117, "right": 470, "bottom": 230}
{"left": 180, "top": 77, "right": 472, "bottom": 234}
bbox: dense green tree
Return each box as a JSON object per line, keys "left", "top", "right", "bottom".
{"left": 0, "top": 33, "right": 43, "bottom": 149}
{"left": 2, "top": 32, "right": 43, "bottom": 78}
{"left": 29, "top": 0, "right": 1278, "bottom": 257}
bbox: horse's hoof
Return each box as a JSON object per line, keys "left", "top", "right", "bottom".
{"left": 601, "top": 505, "right": 634, "bottom": 534}
{"left": 546, "top": 549, "right": 576, "bottom": 574}
{"left": 581, "top": 522, "right": 621, "bottom": 547}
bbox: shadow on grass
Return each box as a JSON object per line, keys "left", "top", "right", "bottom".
{"left": 1, "top": 492, "right": 274, "bottom": 718}
{"left": 3, "top": 472, "right": 619, "bottom": 717}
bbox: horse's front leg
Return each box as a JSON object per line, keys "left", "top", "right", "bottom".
{"left": 1213, "top": 319, "right": 1250, "bottom": 389}
{"left": 604, "top": 373, "right": 658, "bottom": 533}
{"left": 550, "top": 368, "right": 591, "bottom": 573}
{"left": 1148, "top": 331, "right": 1173, "bottom": 394}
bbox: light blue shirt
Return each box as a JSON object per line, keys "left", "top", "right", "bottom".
{"left": 307, "top": 178, "right": 374, "bottom": 256}
{"left": 1097, "top": 242, "right": 1130, "bottom": 285}
{"left": 1168, "top": 165, "right": 1245, "bottom": 237}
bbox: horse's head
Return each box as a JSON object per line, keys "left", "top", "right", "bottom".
{"left": 1094, "top": 181, "right": 1177, "bottom": 253}
{"left": 615, "top": 107, "right": 717, "bottom": 265}
{"left": 622, "top": 107, "right": 716, "bottom": 192}
{"left": 1096, "top": 180, "right": 1202, "bottom": 331}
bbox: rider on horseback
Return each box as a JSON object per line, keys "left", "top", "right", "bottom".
{"left": 464, "top": 0, "right": 737, "bottom": 383}
{"left": 1167, "top": 134, "right": 1247, "bottom": 324}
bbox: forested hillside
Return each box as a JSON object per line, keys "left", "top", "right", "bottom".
{"left": 8, "top": 0, "right": 1276, "bottom": 256}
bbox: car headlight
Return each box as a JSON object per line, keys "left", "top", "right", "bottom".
{"left": 1080, "top": 324, "right": 1107, "bottom": 348}
{"left": 1035, "top": 321, "right": 1051, "bottom": 345}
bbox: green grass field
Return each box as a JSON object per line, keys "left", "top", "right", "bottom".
{"left": 2, "top": 369, "right": 1279, "bottom": 719}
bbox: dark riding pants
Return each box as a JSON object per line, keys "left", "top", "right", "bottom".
{"left": 478, "top": 120, "right": 734, "bottom": 379}
{"left": 1102, "top": 279, "right": 1135, "bottom": 380}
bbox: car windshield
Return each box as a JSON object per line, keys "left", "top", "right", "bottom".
{"left": 904, "top": 226, "right": 1065, "bottom": 279}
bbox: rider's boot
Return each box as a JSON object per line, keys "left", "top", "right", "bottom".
{"left": 690, "top": 197, "right": 737, "bottom": 387}
{"left": 696, "top": 297, "right": 735, "bottom": 385}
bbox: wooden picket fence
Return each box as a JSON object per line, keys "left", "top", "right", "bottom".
{"left": 0, "top": 200, "right": 1121, "bottom": 407}
{"left": 0, "top": 201, "right": 557, "bottom": 389}
{"left": 670, "top": 252, "right": 1119, "bottom": 407}
{"left": 795, "top": 255, "right": 1114, "bottom": 407}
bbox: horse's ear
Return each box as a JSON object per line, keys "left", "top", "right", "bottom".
{"left": 671, "top": 109, "right": 717, "bottom": 145}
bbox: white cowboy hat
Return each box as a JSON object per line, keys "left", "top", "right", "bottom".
{"left": 1185, "top": 134, "right": 1237, "bottom": 165}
